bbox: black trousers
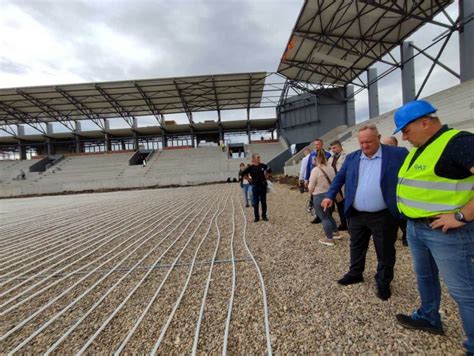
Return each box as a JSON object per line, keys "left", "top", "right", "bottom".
{"left": 336, "top": 199, "right": 348, "bottom": 228}
{"left": 347, "top": 209, "right": 398, "bottom": 288}
{"left": 399, "top": 218, "right": 407, "bottom": 242}
{"left": 252, "top": 185, "right": 267, "bottom": 219}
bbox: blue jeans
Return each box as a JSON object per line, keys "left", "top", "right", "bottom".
{"left": 242, "top": 184, "right": 253, "bottom": 206}
{"left": 313, "top": 193, "right": 338, "bottom": 239}
{"left": 407, "top": 220, "right": 474, "bottom": 352}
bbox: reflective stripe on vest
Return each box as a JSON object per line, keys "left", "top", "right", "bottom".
{"left": 396, "top": 129, "right": 474, "bottom": 218}
{"left": 398, "top": 178, "right": 473, "bottom": 191}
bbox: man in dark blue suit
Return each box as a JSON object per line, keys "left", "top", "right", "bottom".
{"left": 322, "top": 124, "right": 408, "bottom": 300}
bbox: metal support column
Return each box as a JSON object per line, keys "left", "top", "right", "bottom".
{"left": 367, "top": 68, "right": 380, "bottom": 118}
{"left": 190, "top": 126, "right": 195, "bottom": 148}
{"left": 161, "top": 131, "right": 167, "bottom": 149}
{"left": 345, "top": 85, "right": 356, "bottom": 126}
{"left": 104, "top": 119, "right": 111, "bottom": 151}
{"left": 132, "top": 117, "right": 139, "bottom": 150}
{"left": 18, "top": 141, "right": 27, "bottom": 160}
{"left": 247, "top": 108, "right": 251, "bottom": 143}
{"left": 275, "top": 108, "right": 281, "bottom": 138}
{"left": 46, "top": 123, "right": 54, "bottom": 155}
{"left": 460, "top": 0, "right": 474, "bottom": 82}
{"left": 16, "top": 124, "right": 27, "bottom": 160}
{"left": 247, "top": 121, "right": 251, "bottom": 143}
{"left": 132, "top": 131, "right": 139, "bottom": 150}
{"left": 74, "top": 121, "right": 81, "bottom": 153}
{"left": 401, "top": 42, "right": 416, "bottom": 103}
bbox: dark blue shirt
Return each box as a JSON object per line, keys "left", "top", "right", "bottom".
{"left": 408, "top": 125, "right": 474, "bottom": 180}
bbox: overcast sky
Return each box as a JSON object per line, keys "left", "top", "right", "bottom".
{"left": 0, "top": 0, "right": 461, "bottom": 133}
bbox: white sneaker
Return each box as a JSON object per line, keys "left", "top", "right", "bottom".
{"left": 333, "top": 233, "right": 342, "bottom": 240}
{"left": 319, "top": 238, "right": 335, "bottom": 246}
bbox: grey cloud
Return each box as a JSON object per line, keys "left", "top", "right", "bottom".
{"left": 11, "top": 0, "right": 299, "bottom": 81}
{"left": 3, "top": 0, "right": 461, "bottom": 125}
{"left": 0, "top": 57, "right": 30, "bottom": 74}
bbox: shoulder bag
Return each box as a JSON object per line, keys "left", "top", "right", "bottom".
{"left": 319, "top": 167, "right": 344, "bottom": 203}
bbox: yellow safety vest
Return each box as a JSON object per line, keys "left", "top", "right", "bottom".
{"left": 397, "top": 129, "right": 474, "bottom": 218}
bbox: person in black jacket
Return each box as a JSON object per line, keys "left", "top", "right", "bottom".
{"left": 241, "top": 153, "right": 269, "bottom": 222}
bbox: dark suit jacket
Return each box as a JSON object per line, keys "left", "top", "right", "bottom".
{"left": 325, "top": 144, "right": 409, "bottom": 218}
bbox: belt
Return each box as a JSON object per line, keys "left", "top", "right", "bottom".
{"left": 410, "top": 217, "right": 437, "bottom": 224}
{"left": 352, "top": 208, "right": 388, "bottom": 215}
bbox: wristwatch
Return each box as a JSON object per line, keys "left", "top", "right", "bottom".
{"left": 454, "top": 211, "right": 468, "bottom": 223}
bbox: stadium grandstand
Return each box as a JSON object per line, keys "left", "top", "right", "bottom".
{"left": 1, "top": 0, "right": 473, "bottom": 354}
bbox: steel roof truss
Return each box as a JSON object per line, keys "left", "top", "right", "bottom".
{"left": 55, "top": 88, "right": 105, "bottom": 130}
{"left": 16, "top": 90, "right": 75, "bottom": 132}
{"left": 0, "top": 102, "right": 48, "bottom": 135}
{"left": 173, "top": 80, "right": 193, "bottom": 124}
{"left": 357, "top": 0, "right": 453, "bottom": 30}
{"left": 211, "top": 76, "right": 221, "bottom": 122}
{"left": 319, "top": 1, "right": 381, "bottom": 85}
{"left": 0, "top": 122, "right": 16, "bottom": 136}
{"left": 415, "top": 29, "right": 454, "bottom": 99}
{"left": 325, "top": 2, "right": 415, "bottom": 86}
{"left": 134, "top": 83, "right": 165, "bottom": 128}
{"left": 411, "top": 42, "right": 460, "bottom": 79}
{"left": 95, "top": 85, "right": 135, "bottom": 128}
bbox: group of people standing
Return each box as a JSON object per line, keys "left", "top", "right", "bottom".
{"left": 299, "top": 99, "right": 473, "bottom": 355}
{"left": 303, "top": 139, "right": 348, "bottom": 246}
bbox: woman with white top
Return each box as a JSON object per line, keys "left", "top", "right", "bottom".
{"left": 308, "top": 150, "right": 341, "bottom": 246}
{"left": 238, "top": 162, "right": 253, "bottom": 207}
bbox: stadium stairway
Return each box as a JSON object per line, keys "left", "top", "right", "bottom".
{"left": 0, "top": 159, "right": 36, "bottom": 184}
{"left": 248, "top": 140, "right": 288, "bottom": 165}
{"left": 143, "top": 146, "right": 244, "bottom": 185}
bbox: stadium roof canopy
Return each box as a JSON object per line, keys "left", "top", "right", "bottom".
{"left": 278, "top": 0, "right": 453, "bottom": 86}
{"left": 0, "top": 72, "right": 270, "bottom": 129}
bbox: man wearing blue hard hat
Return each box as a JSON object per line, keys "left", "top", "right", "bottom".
{"left": 393, "top": 99, "right": 474, "bottom": 355}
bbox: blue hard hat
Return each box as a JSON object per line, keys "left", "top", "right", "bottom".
{"left": 393, "top": 100, "right": 437, "bottom": 134}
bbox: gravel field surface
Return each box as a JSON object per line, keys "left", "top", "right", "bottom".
{"left": 0, "top": 183, "right": 466, "bottom": 354}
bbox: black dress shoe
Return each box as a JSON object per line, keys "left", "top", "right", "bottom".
{"left": 337, "top": 275, "right": 364, "bottom": 286}
{"left": 254, "top": 218, "right": 260, "bottom": 222}
{"left": 262, "top": 217, "right": 268, "bottom": 221}
{"left": 311, "top": 216, "right": 321, "bottom": 224}
{"left": 377, "top": 286, "right": 391, "bottom": 300}
{"left": 396, "top": 314, "right": 444, "bottom": 335}
{"left": 337, "top": 224, "right": 348, "bottom": 231}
